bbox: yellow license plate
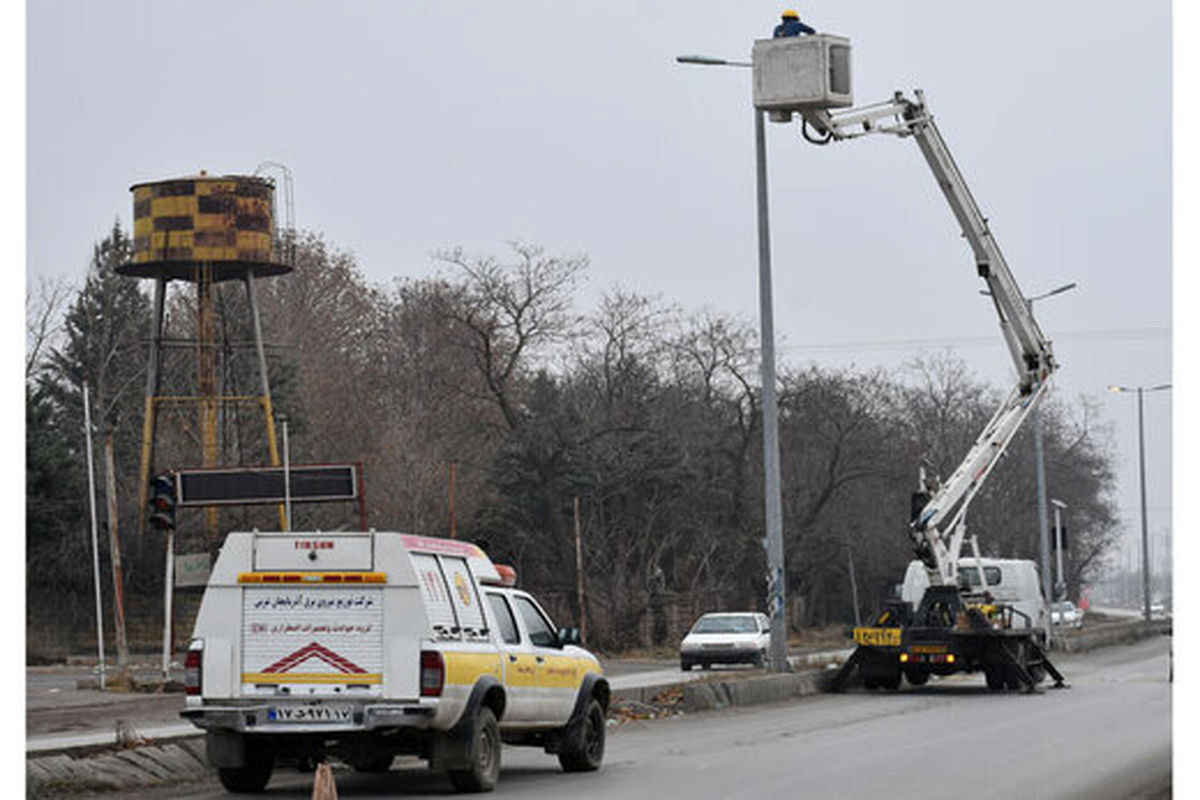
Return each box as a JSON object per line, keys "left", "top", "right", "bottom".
{"left": 854, "top": 627, "right": 901, "bottom": 647}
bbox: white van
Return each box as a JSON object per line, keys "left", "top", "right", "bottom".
{"left": 900, "top": 558, "right": 1047, "bottom": 633}
{"left": 182, "top": 531, "right": 608, "bottom": 793}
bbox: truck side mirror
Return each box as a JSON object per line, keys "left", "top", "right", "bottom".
{"left": 557, "top": 627, "right": 581, "bottom": 647}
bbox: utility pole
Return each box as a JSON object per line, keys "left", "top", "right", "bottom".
{"left": 83, "top": 383, "right": 106, "bottom": 689}
{"left": 103, "top": 432, "right": 130, "bottom": 676}
{"left": 574, "top": 497, "right": 587, "bottom": 641}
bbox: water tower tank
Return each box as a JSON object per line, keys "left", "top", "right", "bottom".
{"left": 117, "top": 173, "right": 292, "bottom": 281}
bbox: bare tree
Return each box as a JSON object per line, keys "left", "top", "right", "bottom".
{"left": 433, "top": 243, "right": 585, "bottom": 431}
{"left": 26, "top": 276, "right": 73, "bottom": 381}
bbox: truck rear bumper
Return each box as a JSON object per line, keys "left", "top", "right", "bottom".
{"left": 181, "top": 703, "right": 436, "bottom": 735}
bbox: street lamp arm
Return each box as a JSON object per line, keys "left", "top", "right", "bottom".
{"left": 676, "top": 55, "right": 752, "bottom": 67}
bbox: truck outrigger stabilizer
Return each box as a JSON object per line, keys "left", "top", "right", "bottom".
{"left": 830, "top": 590, "right": 1067, "bottom": 694}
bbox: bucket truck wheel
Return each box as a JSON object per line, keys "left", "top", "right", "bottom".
{"left": 904, "top": 670, "right": 929, "bottom": 686}
{"left": 984, "top": 667, "right": 1005, "bottom": 692}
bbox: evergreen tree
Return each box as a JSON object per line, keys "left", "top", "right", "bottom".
{"left": 32, "top": 221, "right": 151, "bottom": 592}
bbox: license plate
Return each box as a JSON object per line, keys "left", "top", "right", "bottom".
{"left": 268, "top": 704, "right": 353, "bottom": 723}
{"left": 854, "top": 627, "right": 901, "bottom": 647}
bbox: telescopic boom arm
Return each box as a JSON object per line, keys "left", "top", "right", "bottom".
{"left": 801, "top": 92, "right": 1057, "bottom": 584}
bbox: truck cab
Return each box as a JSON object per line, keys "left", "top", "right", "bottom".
{"left": 182, "top": 531, "right": 608, "bottom": 793}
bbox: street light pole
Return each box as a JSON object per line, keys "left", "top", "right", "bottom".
{"left": 1108, "top": 383, "right": 1171, "bottom": 622}
{"left": 677, "top": 53, "right": 788, "bottom": 671}
{"left": 754, "top": 106, "right": 789, "bottom": 673}
{"left": 1136, "top": 387, "right": 1149, "bottom": 621}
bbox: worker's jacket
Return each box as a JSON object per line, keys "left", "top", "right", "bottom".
{"left": 773, "top": 19, "right": 816, "bottom": 37}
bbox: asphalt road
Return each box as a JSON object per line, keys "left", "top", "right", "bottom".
{"left": 106, "top": 635, "right": 1171, "bottom": 800}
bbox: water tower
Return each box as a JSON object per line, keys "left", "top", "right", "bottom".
{"left": 117, "top": 170, "right": 293, "bottom": 536}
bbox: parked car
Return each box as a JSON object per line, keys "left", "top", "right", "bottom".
{"left": 1051, "top": 600, "right": 1084, "bottom": 629}
{"left": 680, "top": 612, "right": 770, "bottom": 671}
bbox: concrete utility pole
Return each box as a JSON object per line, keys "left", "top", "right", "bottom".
{"left": 103, "top": 432, "right": 130, "bottom": 675}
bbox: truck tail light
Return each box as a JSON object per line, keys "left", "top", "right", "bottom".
{"left": 185, "top": 643, "right": 203, "bottom": 696}
{"left": 420, "top": 650, "right": 444, "bottom": 697}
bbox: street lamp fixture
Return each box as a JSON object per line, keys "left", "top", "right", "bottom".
{"left": 1107, "top": 383, "right": 1172, "bottom": 621}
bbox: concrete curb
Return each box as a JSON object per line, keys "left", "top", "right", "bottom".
{"left": 26, "top": 737, "right": 209, "bottom": 797}
{"left": 680, "top": 669, "right": 832, "bottom": 712}
{"left": 1052, "top": 619, "right": 1171, "bottom": 654}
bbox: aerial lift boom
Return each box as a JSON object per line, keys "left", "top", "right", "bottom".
{"left": 803, "top": 93, "right": 1057, "bottom": 589}
{"left": 801, "top": 91, "right": 1067, "bottom": 693}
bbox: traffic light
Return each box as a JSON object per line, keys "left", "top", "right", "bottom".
{"left": 149, "top": 474, "right": 177, "bottom": 532}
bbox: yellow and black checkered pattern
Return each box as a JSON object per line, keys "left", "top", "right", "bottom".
{"left": 130, "top": 175, "right": 275, "bottom": 265}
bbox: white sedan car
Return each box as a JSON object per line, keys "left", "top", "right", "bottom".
{"left": 680, "top": 612, "right": 771, "bottom": 671}
{"left": 1051, "top": 601, "right": 1084, "bottom": 629}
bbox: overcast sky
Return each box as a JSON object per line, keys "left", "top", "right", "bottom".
{"left": 24, "top": 1, "right": 1179, "bottom": 578}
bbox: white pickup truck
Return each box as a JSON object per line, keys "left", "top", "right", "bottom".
{"left": 181, "top": 531, "right": 608, "bottom": 793}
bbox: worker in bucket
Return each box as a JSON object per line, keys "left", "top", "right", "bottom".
{"left": 773, "top": 9, "right": 815, "bottom": 37}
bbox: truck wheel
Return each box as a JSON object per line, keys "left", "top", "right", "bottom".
{"left": 905, "top": 670, "right": 929, "bottom": 686}
{"left": 448, "top": 706, "right": 501, "bottom": 792}
{"left": 558, "top": 698, "right": 606, "bottom": 773}
{"left": 883, "top": 673, "right": 902, "bottom": 691}
{"left": 681, "top": 660, "right": 693, "bottom": 672}
{"left": 216, "top": 741, "right": 273, "bottom": 793}
{"left": 984, "top": 667, "right": 1004, "bottom": 692}
{"left": 863, "top": 676, "right": 880, "bottom": 690}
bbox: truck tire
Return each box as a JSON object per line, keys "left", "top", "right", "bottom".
{"left": 216, "top": 741, "right": 273, "bottom": 793}
{"left": 904, "top": 670, "right": 929, "bottom": 686}
{"left": 984, "top": 667, "right": 1004, "bottom": 692}
{"left": 448, "top": 706, "right": 501, "bottom": 793}
{"left": 558, "top": 698, "right": 606, "bottom": 773}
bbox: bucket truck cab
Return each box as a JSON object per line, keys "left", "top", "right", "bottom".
{"left": 181, "top": 531, "right": 608, "bottom": 793}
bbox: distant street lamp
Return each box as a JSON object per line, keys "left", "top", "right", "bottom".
{"left": 1050, "top": 498, "right": 1067, "bottom": 600}
{"left": 1108, "top": 383, "right": 1172, "bottom": 621}
{"left": 677, "top": 52, "right": 789, "bottom": 672}
{"left": 983, "top": 281, "right": 1076, "bottom": 612}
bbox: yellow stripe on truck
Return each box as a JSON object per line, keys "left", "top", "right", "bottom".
{"left": 443, "top": 651, "right": 503, "bottom": 685}
{"left": 241, "top": 672, "right": 382, "bottom": 685}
